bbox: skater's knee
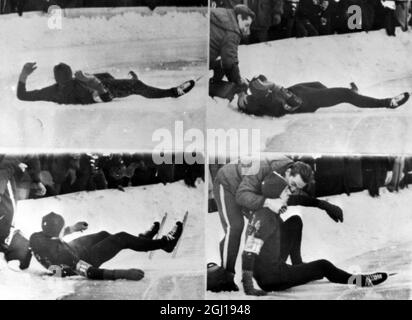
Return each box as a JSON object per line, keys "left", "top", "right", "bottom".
{"left": 287, "top": 216, "right": 303, "bottom": 231}
{"left": 316, "top": 259, "right": 334, "bottom": 271}
{"left": 97, "top": 231, "right": 111, "bottom": 238}
{"left": 113, "top": 232, "right": 130, "bottom": 243}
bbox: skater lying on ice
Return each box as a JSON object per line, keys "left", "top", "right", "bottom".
{"left": 236, "top": 75, "right": 410, "bottom": 117}
{"left": 17, "top": 62, "right": 195, "bottom": 105}
{"left": 27, "top": 212, "right": 183, "bottom": 281}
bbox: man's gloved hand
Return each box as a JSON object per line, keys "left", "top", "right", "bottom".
{"left": 319, "top": 200, "right": 344, "bottom": 223}
{"left": 264, "top": 198, "right": 286, "bottom": 214}
{"left": 19, "top": 62, "right": 37, "bottom": 82}
{"left": 238, "top": 78, "right": 249, "bottom": 93}
{"left": 237, "top": 92, "right": 249, "bottom": 111}
{"left": 72, "top": 221, "right": 88, "bottom": 232}
{"left": 242, "top": 270, "right": 267, "bottom": 296}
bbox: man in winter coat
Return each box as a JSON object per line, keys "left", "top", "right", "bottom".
{"left": 209, "top": 4, "right": 255, "bottom": 95}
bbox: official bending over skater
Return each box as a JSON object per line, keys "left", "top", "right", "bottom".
{"left": 17, "top": 62, "right": 195, "bottom": 105}
{"left": 211, "top": 156, "right": 343, "bottom": 292}
{"left": 29, "top": 212, "right": 183, "bottom": 281}
{"left": 237, "top": 75, "right": 410, "bottom": 117}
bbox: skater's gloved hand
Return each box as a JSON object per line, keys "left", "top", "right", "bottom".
{"left": 319, "top": 200, "right": 343, "bottom": 223}
{"left": 242, "top": 271, "right": 267, "bottom": 296}
{"left": 72, "top": 221, "right": 88, "bottom": 232}
{"left": 19, "top": 62, "right": 37, "bottom": 82}
{"left": 264, "top": 198, "right": 286, "bottom": 214}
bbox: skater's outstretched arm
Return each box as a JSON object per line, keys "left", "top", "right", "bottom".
{"left": 17, "top": 63, "right": 56, "bottom": 102}
{"left": 287, "top": 195, "right": 344, "bottom": 223}
{"left": 62, "top": 221, "right": 88, "bottom": 236}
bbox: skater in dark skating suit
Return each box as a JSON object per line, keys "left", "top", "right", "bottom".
{"left": 17, "top": 62, "right": 195, "bottom": 105}
{"left": 238, "top": 75, "right": 410, "bottom": 117}
{"left": 29, "top": 212, "right": 183, "bottom": 280}
{"left": 242, "top": 207, "right": 388, "bottom": 295}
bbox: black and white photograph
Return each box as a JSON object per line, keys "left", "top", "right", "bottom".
{"left": 1, "top": 0, "right": 412, "bottom": 306}
{"left": 0, "top": 0, "right": 208, "bottom": 151}
{"left": 208, "top": 0, "right": 412, "bottom": 154}
{"left": 207, "top": 154, "right": 412, "bottom": 299}
{"left": 0, "top": 152, "right": 205, "bottom": 299}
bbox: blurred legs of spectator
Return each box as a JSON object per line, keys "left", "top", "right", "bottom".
{"left": 296, "top": 18, "right": 318, "bottom": 37}
{"left": 386, "top": 157, "right": 405, "bottom": 193}
{"left": 384, "top": 8, "right": 396, "bottom": 36}
{"left": 249, "top": 28, "right": 269, "bottom": 43}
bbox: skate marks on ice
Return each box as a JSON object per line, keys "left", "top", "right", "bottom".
{"left": 62, "top": 271, "right": 204, "bottom": 300}
{"left": 265, "top": 108, "right": 412, "bottom": 155}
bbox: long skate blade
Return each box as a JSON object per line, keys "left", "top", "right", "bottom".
{"left": 195, "top": 74, "right": 206, "bottom": 82}
{"left": 148, "top": 213, "right": 168, "bottom": 260}
{"left": 172, "top": 211, "right": 189, "bottom": 259}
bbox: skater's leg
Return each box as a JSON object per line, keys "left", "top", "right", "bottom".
{"left": 101, "top": 79, "right": 175, "bottom": 99}
{"left": 301, "top": 88, "right": 390, "bottom": 109}
{"left": 280, "top": 216, "right": 303, "bottom": 265}
{"left": 94, "top": 73, "right": 115, "bottom": 81}
{"left": 88, "top": 232, "right": 167, "bottom": 267}
{"left": 69, "top": 231, "right": 111, "bottom": 249}
{"left": 262, "top": 259, "right": 353, "bottom": 291}
{"left": 291, "top": 82, "right": 327, "bottom": 90}
{"left": 213, "top": 182, "right": 244, "bottom": 274}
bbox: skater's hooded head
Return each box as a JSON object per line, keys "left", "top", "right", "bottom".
{"left": 234, "top": 5, "right": 255, "bottom": 37}
{"left": 42, "top": 212, "right": 65, "bottom": 238}
{"left": 53, "top": 63, "right": 73, "bottom": 86}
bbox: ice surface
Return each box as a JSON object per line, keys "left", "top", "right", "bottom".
{"left": 207, "top": 29, "right": 412, "bottom": 155}
{"left": 0, "top": 180, "right": 204, "bottom": 300}
{"left": 206, "top": 188, "right": 412, "bottom": 299}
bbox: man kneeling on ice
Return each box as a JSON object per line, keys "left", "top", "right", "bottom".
{"left": 17, "top": 62, "right": 195, "bottom": 105}
{"left": 28, "top": 212, "right": 183, "bottom": 281}
{"left": 237, "top": 75, "right": 410, "bottom": 117}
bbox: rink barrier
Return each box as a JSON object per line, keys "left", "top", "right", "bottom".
{"left": 0, "top": 6, "right": 207, "bottom": 19}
